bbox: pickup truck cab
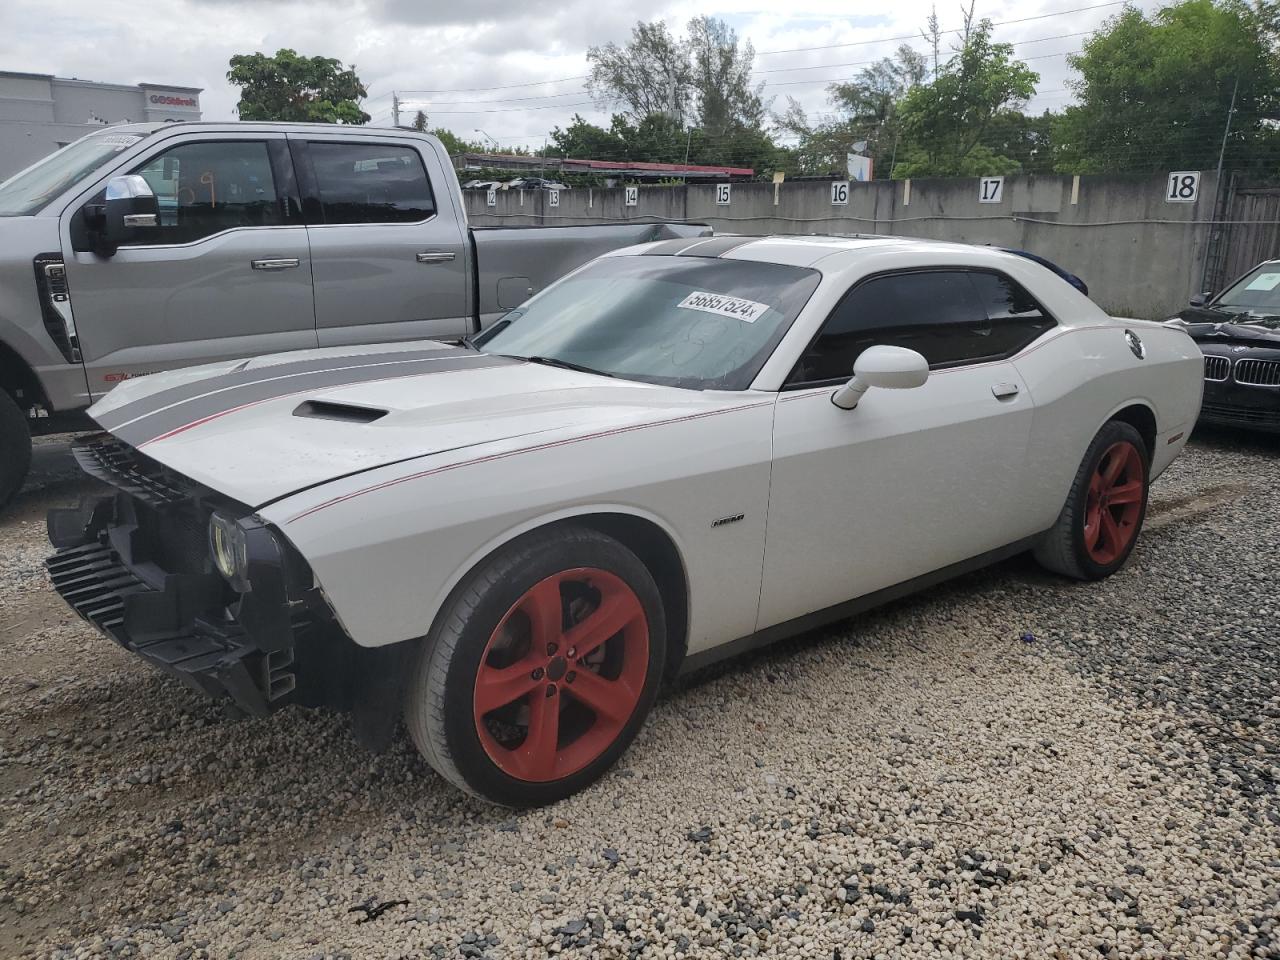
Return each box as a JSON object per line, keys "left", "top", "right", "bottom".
{"left": 0, "top": 122, "right": 707, "bottom": 505}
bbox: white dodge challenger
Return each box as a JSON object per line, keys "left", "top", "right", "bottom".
{"left": 47, "top": 235, "right": 1203, "bottom": 806}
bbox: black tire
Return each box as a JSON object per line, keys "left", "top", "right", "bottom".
{"left": 405, "top": 525, "right": 667, "bottom": 807}
{"left": 1034, "top": 420, "right": 1150, "bottom": 580}
{"left": 0, "top": 390, "right": 32, "bottom": 510}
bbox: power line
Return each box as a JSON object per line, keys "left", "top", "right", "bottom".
{"left": 392, "top": 0, "right": 1128, "bottom": 96}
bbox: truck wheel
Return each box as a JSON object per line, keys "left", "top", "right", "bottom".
{"left": 1034, "top": 420, "right": 1149, "bottom": 580}
{"left": 406, "top": 526, "right": 666, "bottom": 807}
{"left": 0, "top": 390, "right": 31, "bottom": 509}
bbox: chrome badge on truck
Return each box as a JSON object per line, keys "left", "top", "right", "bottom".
{"left": 1125, "top": 330, "right": 1146, "bottom": 359}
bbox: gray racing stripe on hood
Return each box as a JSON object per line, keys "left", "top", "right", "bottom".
{"left": 96, "top": 344, "right": 476, "bottom": 431}
{"left": 108, "top": 353, "right": 515, "bottom": 447}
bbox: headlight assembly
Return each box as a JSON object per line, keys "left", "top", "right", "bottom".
{"left": 209, "top": 511, "right": 250, "bottom": 587}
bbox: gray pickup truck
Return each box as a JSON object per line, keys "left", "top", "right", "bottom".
{"left": 0, "top": 123, "right": 707, "bottom": 505}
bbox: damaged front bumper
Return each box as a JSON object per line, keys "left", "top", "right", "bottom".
{"left": 45, "top": 438, "right": 311, "bottom": 716}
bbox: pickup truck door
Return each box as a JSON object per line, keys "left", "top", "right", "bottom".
{"left": 60, "top": 131, "right": 317, "bottom": 399}
{"left": 289, "top": 135, "right": 471, "bottom": 346}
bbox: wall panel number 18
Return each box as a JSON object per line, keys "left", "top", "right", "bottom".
{"left": 1166, "top": 171, "right": 1200, "bottom": 203}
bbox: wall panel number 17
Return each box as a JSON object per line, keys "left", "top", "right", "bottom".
{"left": 979, "top": 177, "right": 1003, "bottom": 203}
{"left": 1166, "top": 171, "right": 1200, "bottom": 203}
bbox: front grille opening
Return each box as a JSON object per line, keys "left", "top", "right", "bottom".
{"left": 1234, "top": 358, "right": 1280, "bottom": 387}
{"left": 1203, "top": 355, "right": 1229, "bottom": 381}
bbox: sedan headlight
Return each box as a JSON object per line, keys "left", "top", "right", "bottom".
{"left": 209, "top": 511, "right": 249, "bottom": 586}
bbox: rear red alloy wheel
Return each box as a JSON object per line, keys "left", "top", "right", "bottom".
{"left": 472, "top": 568, "right": 649, "bottom": 782}
{"left": 1083, "top": 440, "right": 1144, "bottom": 565}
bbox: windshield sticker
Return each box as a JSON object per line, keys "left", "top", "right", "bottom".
{"left": 676, "top": 291, "right": 770, "bottom": 324}
{"left": 1244, "top": 273, "right": 1280, "bottom": 292}
{"left": 97, "top": 134, "right": 143, "bottom": 151}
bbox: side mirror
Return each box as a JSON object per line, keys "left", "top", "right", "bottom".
{"left": 1188, "top": 292, "right": 1212, "bottom": 307}
{"left": 831, "top": 345, "right": 929, "bottom": 410}
{"left": 91, "top": 175, "right": 159, "bottom": 257}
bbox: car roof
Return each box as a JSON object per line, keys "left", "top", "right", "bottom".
{"left": 619, "top": 234, "right": 1034, "bottom": 270}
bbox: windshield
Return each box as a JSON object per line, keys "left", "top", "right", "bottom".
{"left": 475, "top": 255, "right": 821, "bottom": 390}
{"left": 1213, "top": 264, "right": 1280, "bottom": 318}
{"left": 0, "top": 130, "right": 148, "bottom": 217}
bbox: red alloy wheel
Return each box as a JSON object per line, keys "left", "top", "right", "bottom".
{"left": 472, "top": 568, "right": 649, "bottom": 783}
{"left": 1082, "top": 440, "right": 1145, "bottom": 565}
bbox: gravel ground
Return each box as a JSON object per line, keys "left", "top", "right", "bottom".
{"left": 0, "top": 430, "right": 1277, "bottom": 960}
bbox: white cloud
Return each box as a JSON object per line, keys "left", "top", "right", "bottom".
{"left": 0, "top": 0, "right": 1137, "bottom": 149}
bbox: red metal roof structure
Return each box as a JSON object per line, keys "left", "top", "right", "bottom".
{"left": 455, "top": 152, "right": 753, "bottom": 181}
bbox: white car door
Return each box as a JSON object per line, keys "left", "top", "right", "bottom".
{"left": 757, "top": 268, "right": 1054, "bottom": 631}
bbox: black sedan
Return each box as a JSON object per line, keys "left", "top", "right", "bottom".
{"left": 1176, "top": 260, "right": 1280, "bottom": 432}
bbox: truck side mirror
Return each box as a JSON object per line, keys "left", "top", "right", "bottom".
{"left": 91, "top": 175, "right": 159, "bottom": 257}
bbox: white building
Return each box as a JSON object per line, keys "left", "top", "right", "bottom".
{"left": 0, "top": 71, "right": 202, "bottom": 180}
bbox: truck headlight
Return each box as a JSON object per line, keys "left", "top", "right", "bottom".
{"left": 209, "top": 511, "right": 249, "bottom": 585}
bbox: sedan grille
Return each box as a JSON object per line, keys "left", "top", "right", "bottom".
{"left": 1233, "top": 358, "right": 1280, "bottom": 387}
{"left": 1203, "top": 355, "right": 1230, "bottom": 381}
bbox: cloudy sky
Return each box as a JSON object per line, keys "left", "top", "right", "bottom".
{"left": 0, "top": 0, "right": 1147, "bottom": 149}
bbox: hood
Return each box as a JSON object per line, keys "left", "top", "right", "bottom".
{"left": 1176, "top": 309, "right": 1280, "bottom": 346}
{"left": 90, "top": 341, "right": 729, "bottom": 507}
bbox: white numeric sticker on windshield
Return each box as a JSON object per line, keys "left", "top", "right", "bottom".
{"left": 677, "top": 291, "right": 770, "bottom": 323}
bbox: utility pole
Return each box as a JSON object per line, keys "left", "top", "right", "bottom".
{"left": 1200, "top": 75, "right": 1240, "bottom": 294}
{"left": 682, "top": 128, "right": 693, "bottom": 183}
{"left": 391, "top": 92, "right": 400, "bottom": 129}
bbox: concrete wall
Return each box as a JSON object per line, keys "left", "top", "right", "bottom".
{"left": 465, "top": 172, "right": 1218, "bottom": 320}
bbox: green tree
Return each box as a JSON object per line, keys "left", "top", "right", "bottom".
{"left": 548, "top": 114, "right": 634, "bottom": 159}
{"left": 587, "top": 22, "right": 691, "bottom": 123}
{"left": 227, "top": 49, "right": 369, "bottom": 124}
{"left": 686, "top": 16, "right": 768, "bottom": 135}
{"left": 1053, "top": 0, "right": 1279, "bottom": 173}
{"left": 412, "top": 110, "right": 428, "bottom": 132}
{"left": 891, "top": 17, "right": 1038, "bottom": 177}
{"left": 777, "top": 47, "right": 925, "bottom": 176}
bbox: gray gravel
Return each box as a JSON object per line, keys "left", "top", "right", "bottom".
{"left": 0, "top": 431, "right": 1277, "bottom": 959}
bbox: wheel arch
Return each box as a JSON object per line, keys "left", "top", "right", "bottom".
{"left": 426, "top": 506, "right": 692, "bottom": 683}
{"left": 0, "top": 338, "right": 46, "bottom": 411}
{"left": 1106, "top": 401, "right": 1157, "bottom": 459}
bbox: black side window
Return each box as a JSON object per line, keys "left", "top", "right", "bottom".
{"left": 123, "top": 141, "right": 282, "bottom": 245}
{"left": 308, "top": 143, "right": 435, "bottom": 224}
{"left": 788, "top": 270, "right": 1055, "bottom": 385}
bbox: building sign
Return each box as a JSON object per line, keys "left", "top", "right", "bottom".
{"left": 148, "top": 93, "right": 199, "bottom": 108}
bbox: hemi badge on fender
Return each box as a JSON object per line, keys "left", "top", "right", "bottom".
{"left": 1167, "top": 432, "right": 1184, "bottom": 444}
{"left": 711, "top": 513, "right": 745, "bottom": 528}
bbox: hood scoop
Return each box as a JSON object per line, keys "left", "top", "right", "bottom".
{"left": 293, "top": 400, "right": 389, "bottom": 424}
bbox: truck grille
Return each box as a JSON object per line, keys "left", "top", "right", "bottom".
{"left": 1233, "top": 358, "right": 1280, "bottom": 386}
{"left": 1202, "top": 355, "right": 1229, "bottom": 381}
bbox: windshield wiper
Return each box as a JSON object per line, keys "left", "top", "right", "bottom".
{"left": 515, "top": 355, "right": 616, "bottom": 378}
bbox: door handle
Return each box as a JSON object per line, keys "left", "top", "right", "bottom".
{"left": 251, "top": 258, "right": 300, "bottom": 271}
{"left": 416, "top": 251, "right": 456, "bottom": 264}
{"left": 991, "top": 382, "right": 1020, "bottom": 399}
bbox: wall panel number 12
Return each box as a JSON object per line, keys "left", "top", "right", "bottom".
{"left": 979, "top": 177, "right": 1004, "bottom": 203}
{"left": 1166, "top": 171, "right": 1200, "bottom": 203}
{"left": 716, "top": 183, "right": 732, "bottom": 206}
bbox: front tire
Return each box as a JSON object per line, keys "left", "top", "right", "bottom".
{"left": 0, "top": 390, "right": 32, "bottom": 510}
{"left": 405, "top": 526, "right": 666, "bottom": 807}
{"left": 1034, "top": 420, "right": 1150, "bottom": 580}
